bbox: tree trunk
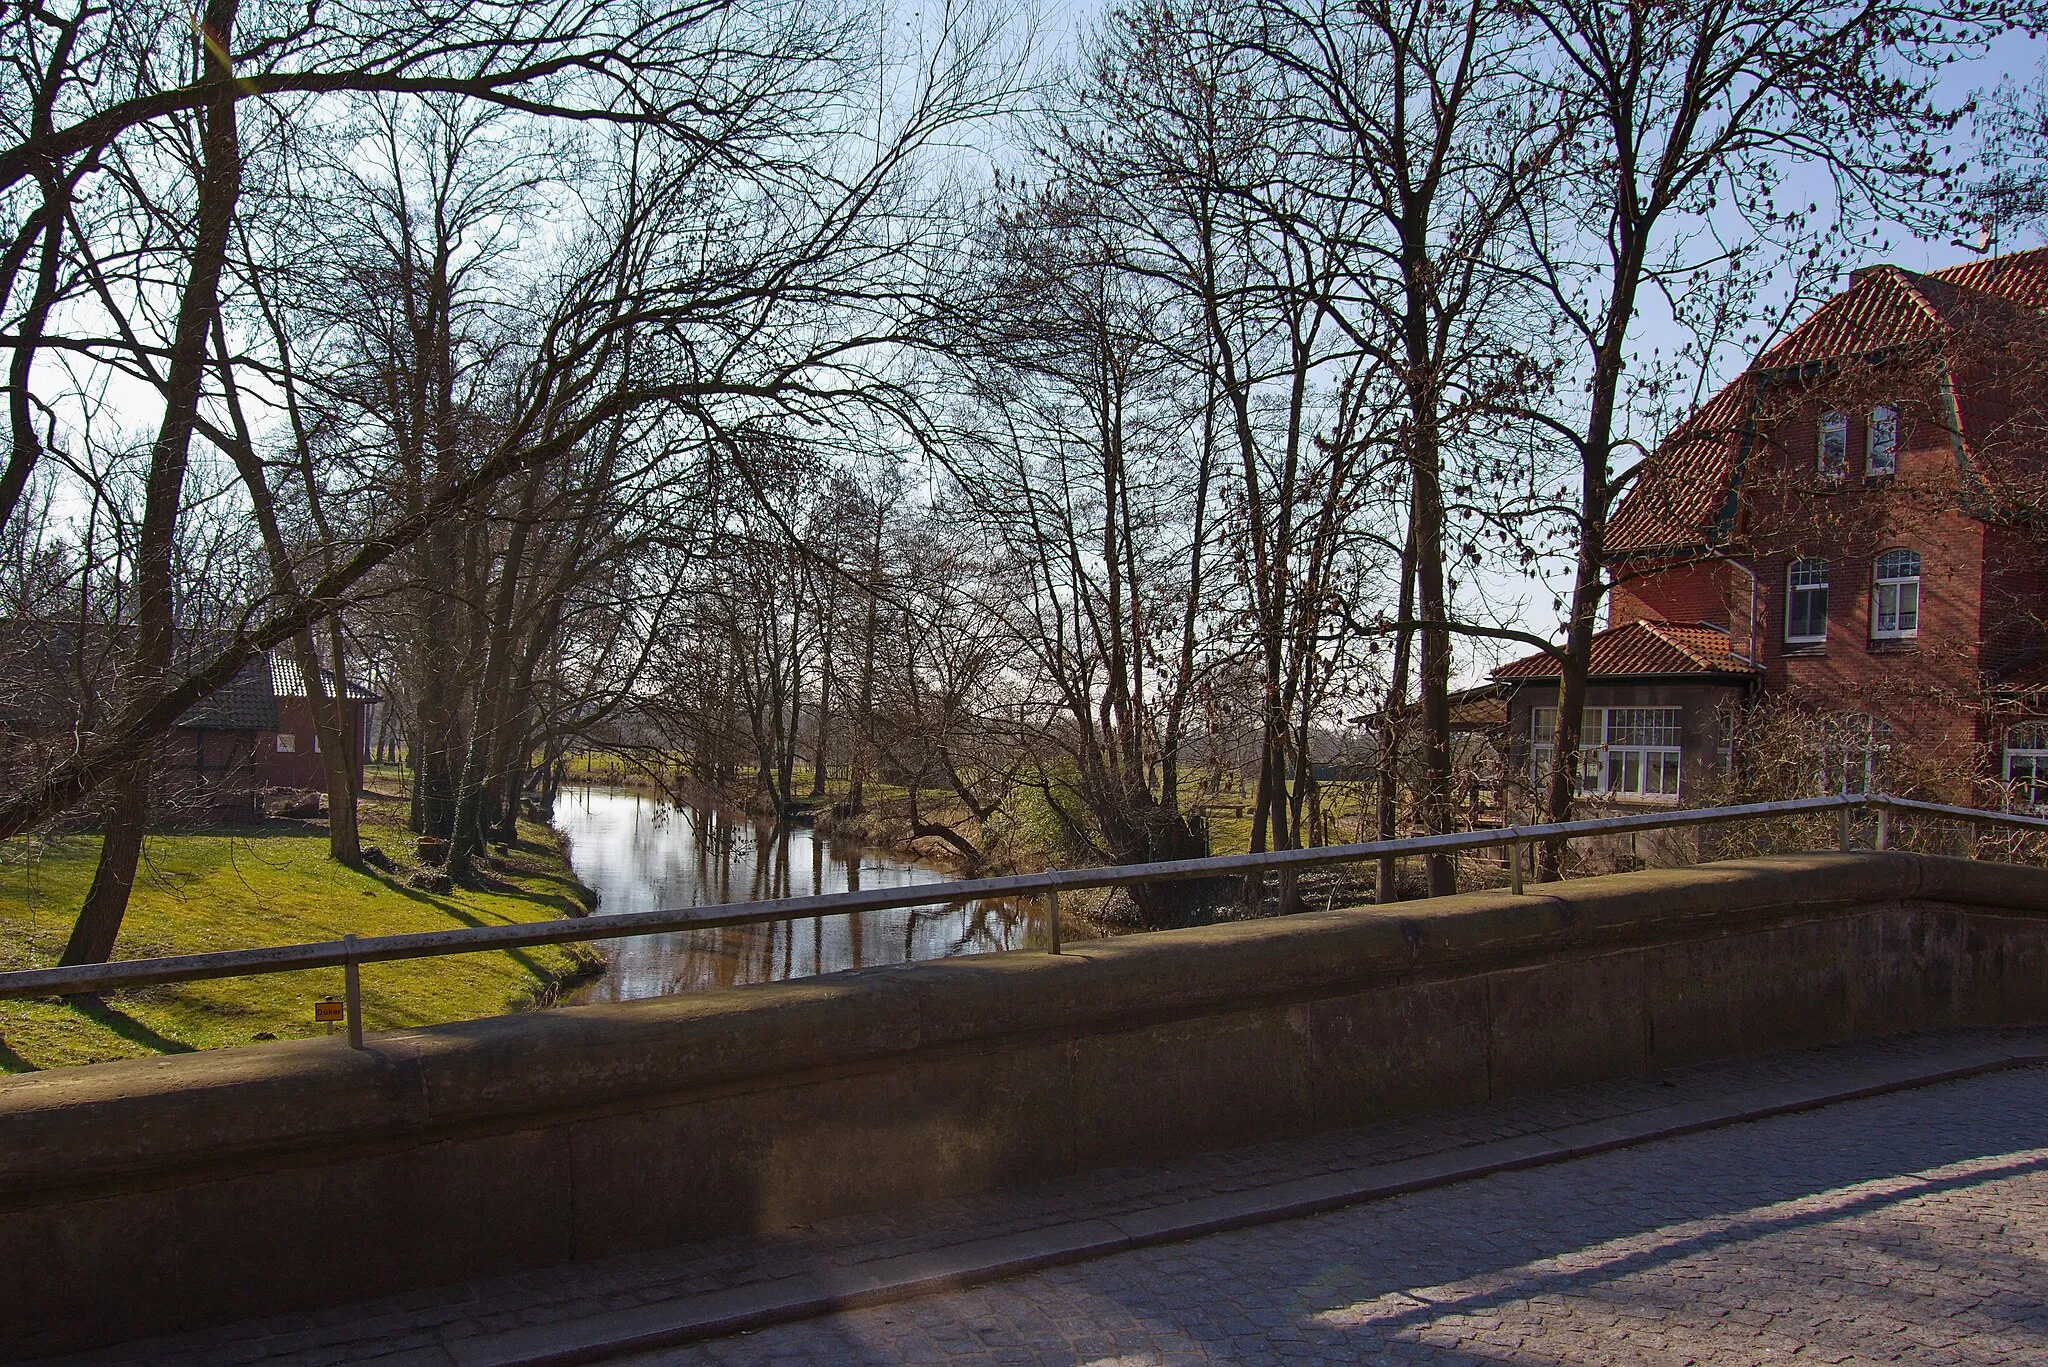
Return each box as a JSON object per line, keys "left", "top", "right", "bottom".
{"left": 63, "top": 0, "right": 242, "bottom": 965}
{"left": 211, "top": 314, "right": 362, "bottom": 868}
{"left": 1376, "top": 519, "right": 1419, "bottom": 903}
{"left": 845, "top": 557, "right": 881, "bottom": 814}
{"left": 1414, "top": 452, "right": 1455, "bottom": 895}
{"left": 299, "top": 627, "right": 360, "bottom": 865}
{"left": 809, "top": 610, "right": 833, "bottom": 799}
{"left": 452, "top": 474, "right": 539, "bottom": 880}
{"left": 64, "top": 758, "right": 150, "bottom": 966}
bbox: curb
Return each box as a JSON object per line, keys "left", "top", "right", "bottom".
{"left": 429, "top": 1043, "right": 2048, "bottom": 1367}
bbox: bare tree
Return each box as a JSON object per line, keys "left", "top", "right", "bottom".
{"left": 1514, "top": 0, "right": 1989, "bottom": 875}
{"left": 1, "top": 0, "right": 1022, "bottom": 964}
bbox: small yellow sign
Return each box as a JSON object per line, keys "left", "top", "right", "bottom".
{"left": 314, "top": 1000, "right": 345, "bottom": 1023}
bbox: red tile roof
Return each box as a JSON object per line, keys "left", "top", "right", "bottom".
{"left": 1492, "top": 620, "right": 1759, "bottom": 681}
{"left": 1604, "top": 381, "right": 1754, "bottom": 556}
{"left": 1607, "top": 247, "right": 2048, "bottom": 556}
{"left": 1930, "top": 247, "right": 2048, "bottom": 307}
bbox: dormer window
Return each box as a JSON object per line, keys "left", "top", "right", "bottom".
{"left": 1818, "top": 411, "right": 1848, "bottom": 480}
{"left": 1866, "top": 404, "right": 1898, "bottom": 477}
{"left": 1871, "top": 548, "right": 1920, "bottom": 639}
{"left": 1786, "top": 559, "right": 1828, "bottom": 643}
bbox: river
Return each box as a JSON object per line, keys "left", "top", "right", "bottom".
{"left": 554, "top": 786, "right": 1045, "bottom": 1001}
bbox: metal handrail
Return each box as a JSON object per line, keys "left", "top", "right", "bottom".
{"left": 3, "top": 793, "right": 2043, "bottom": 1042}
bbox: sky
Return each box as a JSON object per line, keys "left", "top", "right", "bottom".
{"left": 1001, "top": 4, "right": 2048, "bottom": 686}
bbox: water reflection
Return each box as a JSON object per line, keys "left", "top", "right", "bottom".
{"left": 555, "top": 786, "right": 1043, "bottom": 1000}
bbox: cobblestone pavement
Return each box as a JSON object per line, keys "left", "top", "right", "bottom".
{"left": 619, "top": 1066, "right": 2048, "bottom": 1367}
{"left": 43, "top": 1033, "right": 2048, "bottom": 1367}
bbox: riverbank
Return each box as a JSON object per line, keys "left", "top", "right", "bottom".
{"left": 0, "top": 781, "right": 601, "bottom": 1072}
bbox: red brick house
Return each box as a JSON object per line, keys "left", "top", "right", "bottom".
{"left": 0, "top": 621, "right": 376, "bottom": 821}
{"left": 261, "top": 652, "right": 376, "bottom": 794}
{"left": 1494, "top": 250, "right": 2048, "bottom": 809}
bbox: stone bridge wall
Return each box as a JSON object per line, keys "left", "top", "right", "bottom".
{"left": 6, "top": 852, "right": 2048, "bottom": 1359}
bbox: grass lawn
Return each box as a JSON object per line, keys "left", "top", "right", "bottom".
{"left": 0, "top": 784, "right": 598, "bottom": 1073}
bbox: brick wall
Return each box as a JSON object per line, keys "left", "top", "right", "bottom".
{"left": 1737, "top": 393, "right": 1988, "bottom": 776}
{"left": 1608, "top": 558, "right": 1734, "bottom": 629}
{"left": 258, "top": 698, "right": 368, "bottom": 792}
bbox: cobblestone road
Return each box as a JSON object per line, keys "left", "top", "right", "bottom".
{"left": 623, "top": 1068, "right": 2048, "bottom": 1367}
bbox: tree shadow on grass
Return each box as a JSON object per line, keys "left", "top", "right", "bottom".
{"left": 66, "top": 994, "right": 196, "bottom": 1056}
{"left": 0, "top": 1035, "right": 37, "bottom": 1072}
{"left": 355, "top": 869, "right": 571, "bottom": 984}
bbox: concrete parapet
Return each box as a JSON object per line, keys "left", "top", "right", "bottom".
{"left": 4, "top": 852, "right": 2046, "bottom": 1358}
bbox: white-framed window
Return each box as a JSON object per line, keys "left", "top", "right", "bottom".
{"left": 1818, "top": 410, "right": 1849, "bottom": 479}
{"left": 1602, "top": 707, "right": 1684, "bottom": 797}
{"left": 1866, "top": 404, "right": 1898, "bottom": 477}
{"left": 275, "top": 733, "right": 296, "bottom": 754}
{"left": 1785, "top": 559, "right": 1829, "bottom": 643}
{"left": 1531, "top": 705, "right": 1682, "bottom": 800}
{"left": 2005, "top": 722, "right": 2048, "bottom": 812}
{"left": 1870, "top": 548, "right": 1921, "bottom": 640}
{"left": 1531, "top": 707, "right": 1599, "bottom": 792}
{"left": 1821, "top": 714, "right": 1890, "bottom": 796}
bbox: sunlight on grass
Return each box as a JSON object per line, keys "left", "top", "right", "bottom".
{"left": 0, "top": 788, "right": 596, "bottom": 1073}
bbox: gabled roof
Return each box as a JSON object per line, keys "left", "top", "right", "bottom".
{"left": 1604, "top": 382, "right": 1754, "bottom": 556}
{"left": 0, "top": 620, "right": 389, "bottom": 730}
{"left": 1607, "top": 246, "right": 2048, "bottom": 556}
{"left": 1491, "top": 620, "right": 1759, "bottom": 682}
{"left": 1930, "top": 250, "right": 2048, "bottom": 308}
{"left": 0, "top": 618, "right": 278, "bottom": 733}
{"left": 175, "top": 655, "right": 278, "bottom": 731}
{"left": 268, "top": 651, "right": 380, "bottom": 702}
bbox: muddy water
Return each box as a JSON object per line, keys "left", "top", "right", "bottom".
{"left": 555, "top": 786, "right": 1043, "bottom": 1001}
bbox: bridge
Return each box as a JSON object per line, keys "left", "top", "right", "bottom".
{"left": 5, "top": 796, "right": 2047, "bottom": 1363}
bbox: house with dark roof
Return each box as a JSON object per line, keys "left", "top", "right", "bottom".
{"left": 0, "top": 620, "right": 378, "bottom": 821}
{"left": 1493, "top": 249, "right": 2048, "bottom": 809}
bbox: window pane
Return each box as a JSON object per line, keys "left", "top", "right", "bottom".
{"left": 1788, "top": 559, "right": 1829, "bottom": 640}
{"left": 1819, "top": 411, "right": 1848, "bottom": 476}
{"left": 1897, "top": 581, "right": 1918, "bottom": 632}
{"left": 1867, "top": 405, "right": 1898, "bottom": 475}
{"left": 1789, "top": 586, "right": 1827, "bottom": 639}
{"left": 2006, "top": 724, "right": 2048, "bottom": 810}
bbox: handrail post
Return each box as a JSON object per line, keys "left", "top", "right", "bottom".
{"left": 1875, "top": 803, "right": 1890, "bottom": 852}
{"left": 1509, "top": 838, "right": 1524, "bottom": 895}
{"left": 1840, "top": 803, "right": 1854, "bottom": 853}
{"left": 343, "top": 934, "right": 364, "bottom": 1050}
{"left": 1046, "top": 890, "right": 1061, "bottom": 955}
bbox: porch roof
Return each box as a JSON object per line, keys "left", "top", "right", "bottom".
{"left": 1492, "top": 620, "right": 1761, "bottom": 684}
